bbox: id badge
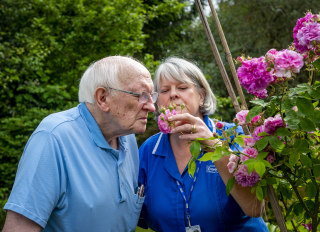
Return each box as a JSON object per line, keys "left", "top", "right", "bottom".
{"left": 185, "top": 225, "right": 201, "bottom": 232}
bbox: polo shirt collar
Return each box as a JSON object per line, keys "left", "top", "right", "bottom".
{"left": 78, "top": 102, "right": 126, "bottom": 151}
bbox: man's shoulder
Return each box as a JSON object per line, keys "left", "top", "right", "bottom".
{"left": 36, "top": 106, "right": 80, "bottom": 133}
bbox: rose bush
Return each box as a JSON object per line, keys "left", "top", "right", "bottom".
{"left": 189, "top": 12, "right": 320, "bottom": 232}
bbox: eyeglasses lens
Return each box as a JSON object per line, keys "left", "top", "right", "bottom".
{"left": 139, "top": 92, "right": 158, "bottom": 104}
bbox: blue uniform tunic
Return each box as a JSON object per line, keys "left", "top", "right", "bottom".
{"left": 4, "top": 102, "right": 144, "bottom": 232}
{"left": 139, "top": 116, "right": 268, "bottom": 232}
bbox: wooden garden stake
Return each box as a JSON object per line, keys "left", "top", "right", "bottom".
{"left": 194, "top": 0, "right": 288, "bottom": 231}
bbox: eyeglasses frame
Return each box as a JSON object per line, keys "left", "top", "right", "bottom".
{"left": 102, "top": 86, "right": 158, "bottom": 104}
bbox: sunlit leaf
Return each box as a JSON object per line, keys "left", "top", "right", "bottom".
{"left": 226, "top": 176, "right": 235, "bottom": 195}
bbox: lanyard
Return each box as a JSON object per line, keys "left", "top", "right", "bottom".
{"left": 176, "top": 162, "right": 201, "bottom": 228}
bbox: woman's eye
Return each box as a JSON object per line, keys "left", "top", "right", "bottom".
{"left": 179, "top": 86, "right": 188, "bottom": 90}
{"left": 160, "top": 89, "right": 168, "bottom": 93}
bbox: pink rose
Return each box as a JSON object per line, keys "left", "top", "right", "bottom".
{"left": 241, "top": 147, "right": 258, "bottom": 162}
{"left": 157, "top": 108, "right": 177, "bottom": 134}
{"left": 237, "top": 57, "right": 274, "bottom": 96}
{"left": 234, "top": 165, "right": 260, "bottom": 187}
{"left": 244, "top": 136, "right": 256, "bottom": 147}
{"left": 215, "top": 121, "right": 224, "bottom": 129}
{"left": 227, "top": 162, "right": 237, "bottom": 174}
{"left": 263, "top": 114, "right": 284, "bottom": 135}
{"left": 235, "top": 110, "right": 249, "bottom": 125}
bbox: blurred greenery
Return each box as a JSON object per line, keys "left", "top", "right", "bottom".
{"left": 1, "top": 0, "right": 320, "bottom": 229}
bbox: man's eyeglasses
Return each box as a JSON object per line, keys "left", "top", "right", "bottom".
{"left": 103, "top": 86, "right": 158, "bottom": 104}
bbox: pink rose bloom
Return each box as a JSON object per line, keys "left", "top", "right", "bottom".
{"left": 229, "top": 154, "right": 239, "bottom": 163}
{"left": 264, "top": 114, "right": 284, "bottom": 135}
{"left": 235, "top": 110, "right": 249, "bottom": 125}
{"left": 227, "top": 162, "right": 237, "bottom": 174}
{"left": 273, "top": 49, "right": 304, "bottom": 78}
{"left": 297, "top": 21, "right": 320, "bottom": 53}
{"left": 215, "top": 121, "right": 224, "bottom": 129}
{"left": 237, "top": 57, "right": 274, "bottom": 95}
{"left": 253, "top": 125, "right": 265, "bottom": 141}
{"left": 266, "top": 154, "right": 275, "bottom": 163}
{"left": 292, "top": 106, "right": 298, "bottom": 112}
{"left": 244, "top": 137, "right": 256, "bottom": 147}
{"left": 234, "top": 165, "right": 260, "bottom": 187}
{"left": 265, "top": 48, "right": 278, "bottom": 66}
{"left": 157, "top": 109, "right": 177, "bottom": 134}
{"left": 251, "top": 89, "right": 268, "bottom": 99}
{"left": 252, "top": 115, "right": 261, "bottom": 124}
{"left": 293, "top": 12, "right": 318, "bottom": 53}
{"left": 241, "top": 147, "right": 258, "bottom": 162}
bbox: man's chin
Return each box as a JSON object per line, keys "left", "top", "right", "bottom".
{"left": 133, "top": 126, "right": 147, "bottom": 134}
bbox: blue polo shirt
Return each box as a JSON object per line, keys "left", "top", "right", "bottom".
{"left": 4, "top": 102, "right": 144, "bottom": 232}
{"left": 139, "top": 116, "right": 268, "bottom": 232}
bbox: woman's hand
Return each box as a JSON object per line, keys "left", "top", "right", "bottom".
{"left": 168, "top": 113, "right": 221, "bottom": 147}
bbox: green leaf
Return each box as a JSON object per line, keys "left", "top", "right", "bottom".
{"left": 299, "top": 117, "right": 316, "bottom": 132}
{"left": 226, "top": 176, "right": 235, "bottom": 195}
{"left": 275, "top": 127, "right": 290, "bottom": 137}
{"left": 269, "top": 136, "right": 284, "bottom": 151}
{"left": 246, "top": 105, "right": 263, "bottom": 123}
{"left": 313, "top": 164, "right": 320, "bottom": 177}
{"left": 293, "top": 140, "right": 310, "bottom": 153}
{"left": 190, "top": 141, "right": 201, "bottom": 158}
{"left": 256, "top": 185, "right": 264, "bottom": 201}
{"left": 310, "top": 87, "right": 320, "bottom": 99}
{"left": 256, "top": 151, "right": 268, "bottom": 160}
{"left": 233, "top": 137, "right": 244, "bottom": 147}
{"left": 250, "top": 99, "right": 269, "bottom": 107}
{"left": 266, "top": 177, "right": 277, "bottom": 185}
{"left": 198, "top": 151, "right": 223, "bottom": 162}
{"left": 300, "top": 154, "right": 312, "bottom": 167}
{"left": 188, "top": 158, "right": 196, "bottom": 177}
{"left": 296, "top": 98, "right": 314, "bottom": 116}
{"left": 254, "top": 161, "right": 266, "bottom": 177}
{"left": 255, "top": 137, "right": 269, "bottom": 151}
{"left": 306, "top": 182, "right": 317, "bottom": 198}
{"left": 314, "top": 110, "right": 320, "bottom": 127}
{"left": 289, "top": 152, "right": 300, "bottom": 166}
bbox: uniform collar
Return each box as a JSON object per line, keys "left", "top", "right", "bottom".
{"left": 78, "top": 102, "right": 126, "bottom": 153}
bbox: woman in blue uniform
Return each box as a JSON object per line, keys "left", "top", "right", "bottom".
{"left": 139, "top": 57, "right": 268, "bottom": 232}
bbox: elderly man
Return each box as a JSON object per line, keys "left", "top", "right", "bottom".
{"left": 3, "top": 56, "right": 157, "bottom": 232}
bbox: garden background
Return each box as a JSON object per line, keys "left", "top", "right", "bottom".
{"left": 0, "top": 0, "right": 319, "bottom": 230}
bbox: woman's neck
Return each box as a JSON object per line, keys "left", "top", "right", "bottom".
{"left": 169, "top": 134, "right": 192, "bottom": 175}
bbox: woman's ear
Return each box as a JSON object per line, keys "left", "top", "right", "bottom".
{"left": 94, "top": 87, "right": 111, "bottom": 112}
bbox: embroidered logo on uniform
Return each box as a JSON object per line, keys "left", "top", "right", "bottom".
{"left": 206, "top": 165, "right": 218, "bottom": 173}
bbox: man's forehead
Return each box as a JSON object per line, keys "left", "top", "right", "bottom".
{"left": 121, "top": 74, "right": 153, "bottom": 91}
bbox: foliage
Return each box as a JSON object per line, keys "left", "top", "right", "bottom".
{"left": 189, "top": 12, "right": 320, "bottom": 231}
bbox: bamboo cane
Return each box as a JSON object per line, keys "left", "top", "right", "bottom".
{"left": 194, "top": 0, "right": 288, "bottom": 231}
{"left": 207, "top": 0, "right": 248, "bottom": 110}
{"left": 194, "top": 0, "right": 240, "bottom": 114}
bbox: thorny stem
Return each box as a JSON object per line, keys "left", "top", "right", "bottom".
{"left": 284, "top": 173, "right": 311, "bottom": 217}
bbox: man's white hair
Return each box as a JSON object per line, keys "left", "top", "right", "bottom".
{"left": 78, "top": 56, "right": 148, "bottom": 103}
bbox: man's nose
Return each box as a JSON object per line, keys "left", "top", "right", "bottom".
{"left": 144, "top": 101, "right": 156, "bottom": 112}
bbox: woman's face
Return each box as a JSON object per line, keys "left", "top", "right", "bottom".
{"left": 157, "top": 76, "right": 204, "bottom": 118}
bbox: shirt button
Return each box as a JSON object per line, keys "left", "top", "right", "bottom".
{"left": 121, "top": 183, "right": 124, "bottom": 188}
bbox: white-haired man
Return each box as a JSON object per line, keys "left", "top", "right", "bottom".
{"left": 3, "top": 56, "right": 157, "bottom": 232}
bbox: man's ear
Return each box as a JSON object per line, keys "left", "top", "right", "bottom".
{"left": 94, "top": 87, "right": 111, "bottom": 112}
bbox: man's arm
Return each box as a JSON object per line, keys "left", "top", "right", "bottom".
{"left": 2, "top": 210, "right": 42, "bottom": 232}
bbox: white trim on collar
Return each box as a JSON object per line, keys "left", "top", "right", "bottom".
{"left": 152, "top": 133, "right": 163, "bottom": 154}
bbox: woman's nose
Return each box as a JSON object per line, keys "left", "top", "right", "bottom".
{"left": 169, "top": 88, "right": 179, "bottom": 99}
